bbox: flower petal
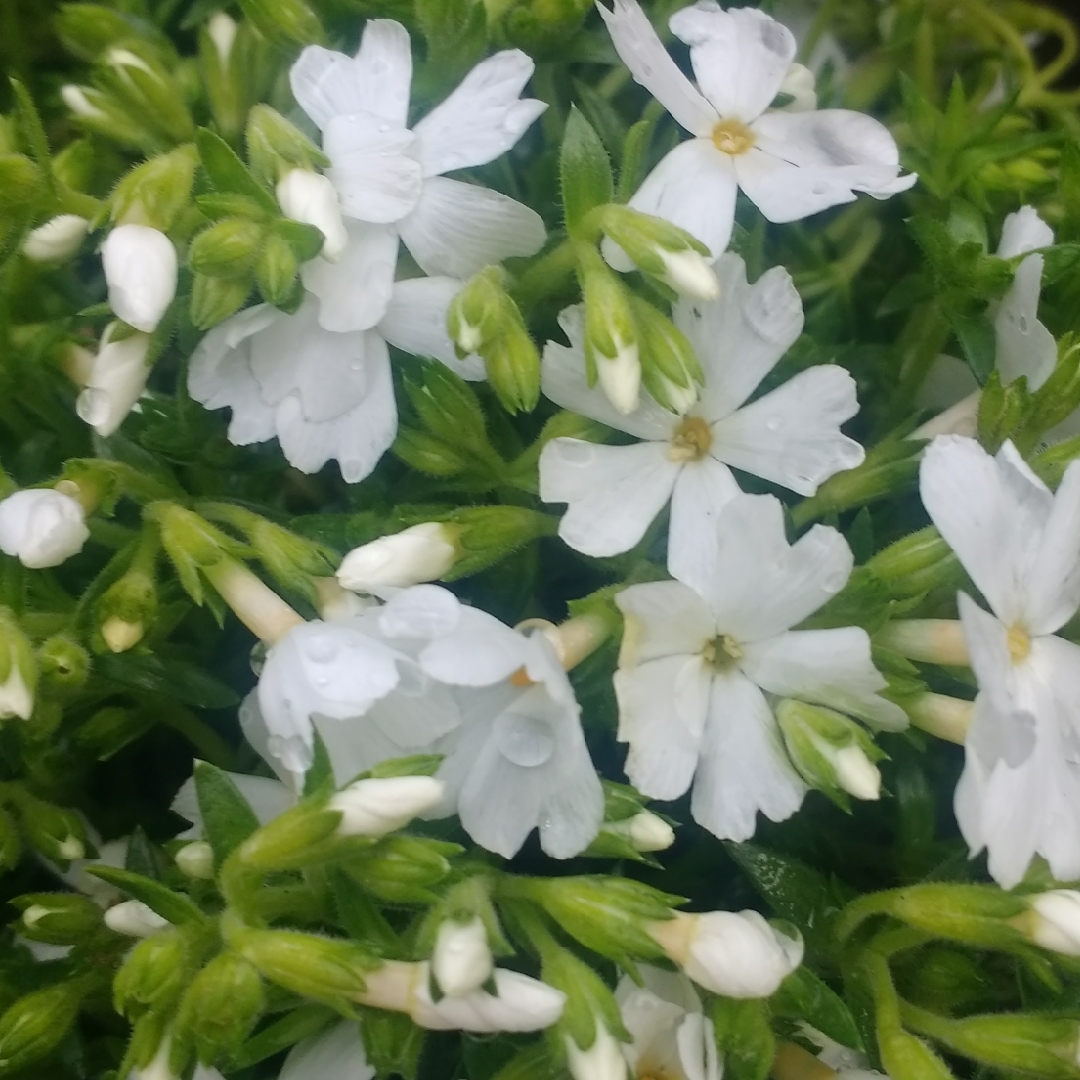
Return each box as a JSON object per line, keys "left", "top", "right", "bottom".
{"left": 741, "top": 627, "right": 909, "bottom": 730}
{"left": 669, "top": 4, "right": 795, "bottom": 123}
{"left": 614, "top": 654, "right": 711, "bottom": 800}
{"left": 627, "top": 140, "right": 738, "bottom": 262}
{"left": 280, "top": 1021, "right": 375, "bottom": 1080}
{"left": 301, "top": 220, "right": 398, "bottom": 332}
{"left": 380, "top": 276, "right": 485, "bottom": 379}
{"left": 541, "top": 307, "right": 676, "bottom": 439}
{"left": 994, "top": 253, "right": 1056, "bottom": 390}
{"left": 539, "top": 439, "right": 680, "bottom": 557}
{"left": 413, "top": 50, "right": 546, "bottom": 176}
{"left": 537, "top": 714, "right": 604, "bottom": 858}
{"left": 676, "top": 493, "right": 852, "bottom": 642}
{"left": 273, "top": 331, "right": 397, "bottom": 482}
{"left": 378, "top": 584, "right": 462, "bottom": 639}
{"left": 997, "top": 205, "right": 1053, "bottom": 259}
{"left": 674, "top": 255, "right": 804, "bottom": 421}
{"left": 615, "top": 580, "right": 716, "bottom": 667}
{"left": 597, "top": 0, "right": 718, "bottom": 136}
{"left": 398, "top": 177, "right": 546, "bottom": 278}
{"left": 666, "top": 456, "right": 741, "bottom": 590}
{"left": 691, "top": 670, "right": 806, "bottom": 841}
{"left": 711, "top": 365, "right": 865, "bottom": 495}
{"left": 290, "top": 21, "right": 412, "bottom": 130}
{"left": 920, "top": 435, "right": 1051, "bottom": 625}
{"left": 420, "top": 607, "right": 530, "bottom": 686}
{"left": 1023, "top": 458, "right": 1080, "bottom": 635}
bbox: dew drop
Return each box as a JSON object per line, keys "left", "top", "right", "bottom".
{"left": 1019, "top": 315, "right": 1029, "bottom": 333}
{"left": 493, "top": 712, "right": 555, "bottom": 768}
{"left": 765, "top": 415, "right": 784, "bottom": 432}
{"left": 304, "top": 633, "right": 339, "bottom": 663}
{"left": 812, "top": 182, "right": 827, "bottom": 196}
{"left": 76, "top": 387, "right": 110, "bottom": 426}
{"left": 378, "top": 122, "right": 390, "bottom": 133}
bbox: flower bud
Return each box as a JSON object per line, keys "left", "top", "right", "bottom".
{"left": 111, "top": 145, "right": 199, "bottom": 232}
{"left": 114, "top": 927, "right": 192, "bottom": 1017}
{"left": 0, "top": 980, "right": 88, "bottom": 1073}
{"left": 337, "top": 524, "right": 458, "bottom": 592}
{"left": 246, "top": 105, "right": 328, "bottom": 186}
{"left": 38, "top": 634, "right": 91, "bottom": 691}
{"left": 207, "top": 12, "right": 238, "bottom": 64}
{"left": 648, "top": 910, "right": 803, "bottom": 998}
{"left": 277, "top": 169, "right": 347, "bottom": 262}
{"left": 611, "top": 812, "right": 675, "bottom": 853}
{"left": 778, "top": 63, "right": 817, "bottom": 111}
{"left": 432, "top": 916, "right": 494, "bottom": 997}
{"left": 13, "top": 893, "right": 104, "bottom": 945}
{"left": 0, "top": 489, "right": 89, "bottom": 568}
{"left": 76, "top": 322, "right": 152, "bottom": 437}
{"left": 105, "top": 900, "right": 170, "bottom": 938}
{"left": 177, "top": 951, "right": 265, "bottom": 1064}
{"left": 10, "top": 791, "right": 87, "bottom": 864}
{"left": 102, "top": 617, "right": 144, "bottom": 653}
{"left": 598, "top": 205, "right": 718, "bottom": 297}
{"left": 578, "top": 246, "right": 640, "bottom": 415}
{"left": 1024, "top": 890, "right": 1080, "bottom": 957}
{"left": 329, "top": 776, "right": 444, "bottom": 839}
{"left": 235, "top": 0, "right": 325, "bottom": 47}
{"left": 630, "top": 294, "right": 702, "bottom": 415}
{"left": 188, "top": 217, "right": 264, "bottom": 280}
{"left": 0, "top": 608, "right": 36, "bottom": 720}
{"left": 22, "top": 215, "right": 89, "bottom": 263}
{"left": 565, "top": 1020, "right": 628, "bottom": 1080}
{"left": 175, "top": 840, "right": 215, "bottom": 880}
{"left": 447, "top": 268, "right": 504, "bottom": 356}
{"left": 102, "top": 224, "right": 178, "bottom": 332}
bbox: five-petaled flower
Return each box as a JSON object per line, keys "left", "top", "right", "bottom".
{"left": 597, "top": 0, "right": 915, "bottom": 265}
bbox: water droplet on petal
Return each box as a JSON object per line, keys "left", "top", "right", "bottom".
{"left": 304, "top": 633, "right": 339, "bottom": 663}
{"left": 493, "top": 711, "right": 555, "bottom": 768}
{"left": 76, "top": 387, "right": 110, "bottom": 426}
{"left": 765, "top": 415, "right": 784, "bottom": 432}
{"left": 378, "top": 122, "right": 390, "bottom": 133}
{"left": 1019, "top": 315, "right": 1029, "bottom": 333}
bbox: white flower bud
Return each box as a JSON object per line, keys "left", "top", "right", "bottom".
{"left": 102, "top": 617, "right": 144, "bottom": 654}
{"left": 277, "top": 170, "right": 349, "bottom": 263}
{"left": 206, "top": 12, "right": 238, "bottom": 64}
{"left": 0, "top": 665, "right": 33, "bottom": 721}
{"left": 832, "top": 744, "right": 881, "bottom": 801}
{"left": 1027, "top": 890, "right": 1080, "bottom": 957}
{"left": 104, "top": 899, "right": 169, "bottom": 938}
{"left": 328, "top": 775, "right": 444, "bottom": 838}
{"left": 62, "top": 85, "right": 106, "bottom": 119}
{"left": 624, "top": 811, "right": 675, "bottom": 852}
{"left": 337, "top": 523, "right": 457, "bottom": 592}
{"left": 58, "top": 835, "right": 85, "bottom": 860}
{"left": 22, "top": 215, "right": 89, "bottom": 263}
{"left": 596, "top": 336, "right": 641, "bottom": 416}
{"left": 433, "top": 917, "right": 493, "bottom": 997}
{"left": 175, "top": 840, "right": 215, "bottom": 880}
{"left": 656, "top": 248, "right": 719, "bottom": 301}
{"left": 101, "top": 223, "right": 178, "bottom": 332}
{"left": 76, "top": 322, "right": 152, "bottom": 437}
{"left": 650, "top": 910, "right": 803, "bottom": 998}
{"left": 778, "top": 63, "right": 817, "bottom": 111}
{"left": 565, "top": 1021, "right": 628, "bottom": 1080}
{"left": 0, "top": 489, "right": 90, "bottom": 569}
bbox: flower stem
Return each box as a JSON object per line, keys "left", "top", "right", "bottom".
{"left": 876, "top": 619, "right": 970, "bottom": 667}
{"left": 907, "top": 692, "right": 973, "bottom": 744}
{"left": 202, "top": 556, "right": 305, "bottom": 644}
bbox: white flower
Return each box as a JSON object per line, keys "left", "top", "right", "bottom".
{"left": 104, "top": 899, "right": 169, "bottom": 938}
{"left": 650, "top": 909, "right": 803, "bottom": 997}
{"left": 189, "top": 277, "right": 483, "bottom": 484}
{"left": 616, "top": 966, "right": 719, "bottom": 1080}
{"left": 289, "top": 20, "right": 547, "bottom": 332}
{"left": 329, "top": 775, "right": 444, "bottom": 837}
{"left": 539, "top": 254, "right": 864, "bottom": 584}
{"left": 277, "top": 169, "right": 349, "bottom": 262}
{"left": 920, "top": 435, "right": 1080, "bottom": 887}
{"left": 419, "top": 611, "right": 604, "bottom": 859}
{"left": 566, "top": 1019, "right": 628, "bottom": 1080}
{"left": 614, "top": 492, "right": 906, "bottom": 841}
{"left": 597, "top": 0, "right": 914, "bottom": 264}
{"left": 22, "top": 215, "right": 89, "bottom": 262}
{"left": 0, "top": 489, "right": 90, "bottom": 569}
{"left": 0, "top": 664, "right": 33, "bottom": 721}
{"left": 337, "top": 523, "right": 457, "bottom": 591}
{"left": 432, "top": 916, "right": 494, "bottom": 996}
{"left": 1027, "top": 890, "right": 1080, "bottom": 957}
{"left": 101, "top": 223, "right": 177, "bottom": 333}
{"left": 76, "top": 322, "right": 152, "bottom": 437}
{"left": 279, "top": 1021, "right": 375, "bottom": 1080}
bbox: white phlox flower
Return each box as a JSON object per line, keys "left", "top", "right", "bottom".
{"left": 597, "top": 0, "right": 915, "bottom": 265}
{"left": 101, "top": 223, "right": 178, "bottom": 333}
{"left": 188, "top": 277, "right": 483, "bottom": 484}
{"left": 616, "top": 966, "right": 719, "bottom": 1080}
{"left": 916, "top": 206, "right": 1059, "bottom": 438}
{"left": 0, "top": 488, "right": 90, "bottom": 569}
{"left": 289, "top": 19, "right": 547, "bottom": 332}
{"left": 248, "top": 584, "right": 466, "bottom": 785}
{"left": 76, "top": 322, "right": 152, "bottom": 438}
{"left": 418, "top": 608, "right": 605, "bottom": 859}
{"left": 279, "top": 1021, "right": 375, "bottom": 1080}
{"left": 919, "top": 435, "right": 1080, "bottom": 887}
{"left": 614, "top": 492, "right": 906, "bottom": 841}
{"left": 539, "top": 253, "right": 864, "bottom": 584}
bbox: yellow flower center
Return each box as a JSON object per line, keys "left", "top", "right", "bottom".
{"left": 703, "top": 634, "right": 743, "bottom": 671}
{"left": 668, "top": 415, "right": 713, "bottom": 462}
{"left": 1007, "top": 623, "right": 1031, "bottom": 664}
{"left": 711, "top": 118, "right": 756, "bottom": 156}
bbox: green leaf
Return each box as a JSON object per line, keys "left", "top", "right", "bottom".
{"left": 9, "top": 79, "right": 55, "bottom": 194}
{"left": 229, "top": 1005, "right": 337, "bottom": 1069}
{"left": 949, "top": 311, "right": 996, "bottom": 384}
{"left": 193, "top": 760, "right": 261, "bottom": 868}
{"left": 329, "top": 869, "right": 401, "bottom": 955}
{"left": 560, "top": 106, "right": 613, "bottom": 238}
{"left": 772, "top": 967, "right": 863, "bottom": 1051}
{"left": 710, "top": 998, "right": 775, "bottom": 1080}
{"left": 195, "top": 128, "right": 277, "bottom": 213}
{"left": 87, "top": 866, "right": 206, "bottom": 925}
{"left": 617, "top": 113, "right": 659, "bottom": 203}
{"left": 359, "top": 1006, "right": 426, "bottom": 1080}
{"left": 303, "top": 729, "right": 334, "bottom": 798}
{"left": 124, "top": 827, "right": 164, "bottom": 881}
{"left": 97, "top": 652, "right": 239, "bottom": 709}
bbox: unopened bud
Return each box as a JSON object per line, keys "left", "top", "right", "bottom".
{"left": 207, "top": 12, "right": 238, "bottom": 64}
{"left": 13, "top": 893, "right": 103, "bottom": 945}
{"left": 246, "top": 105, "right": 327, "bottom": 186}
{"left": 565, "top": 1019, "right": 628, "bottom": 1080}
{"left": 175, "top": 840, "right": 215, "bottom": 880}
{"left": 105, "top": 900, "right": 170, "bottom": 938}
{"left": 76, "top": 322, "right": 152, "bottom": 437}
{"left": 578, "top": 246, "right": 640, "bottom": 414}
{"left": 23, "top": 215, "right": 89, "bottom": 263}
{"left": 111, "top": 145, "right": 199, "bottom": 232}
{"left": 630, "top": 294, "right": 701, "bottom": 415}
{"left": 447, "top": 268, "right": 504, "bottom": 357}
{"left": 102, "top": 617, "right": 144, "bottom": 653}
{"left": 102, "top": 224, "right": 178, "bottom": 333}
{"left": 0, "top": 608, "right": 36, "bottom": 721}
{"left": 114, "top": 927, "right": 191, "bottom": 1016}
{"left": 0, "top": 980, "right": 87, "bottom": 1073}
{"left": 1024, "top": 890, "right": 1080, "bottom": 957}
{"left": 648, "top": 910, "right": 803, "bottom": 998}
{"left": 337, "top": 523, "right": 458, "bottom": 592}
{"left": 178, "top": 951, "right": 265, "bottom": 1063}
{"left": 432, "top": 916, "right": 493, "bottom": 997}
{"left": 11, "top": 791, "right": 87, "bottom": 864}
{"left": 0, "top": 489, "right": 89, "bottom": 569}
{"left": 613, "top": 812, "right": 674, "bottom": 853}
{"left": 38, "top": 634, "right": 91, "bottom": 691}
{"left": 277, "top": 170, "right": 347, "bottom": 262}
{"left": 329, "top": 776, "right": 444, "bottom": 839}
{"left": 188, "top": 217, "right": 264, "bottom": 280}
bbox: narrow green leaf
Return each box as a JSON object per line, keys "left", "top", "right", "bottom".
{"left": 87, "top": 865, "right": 205, "bottom": 925}
{"left": 193, "top": 760, "right": 261, "bottom": 868}
{"left": 560, "top": 106, "right": 614, "bottom": 238}
{"left": 195, "top": 128, "right": 277, "bottom": 212}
